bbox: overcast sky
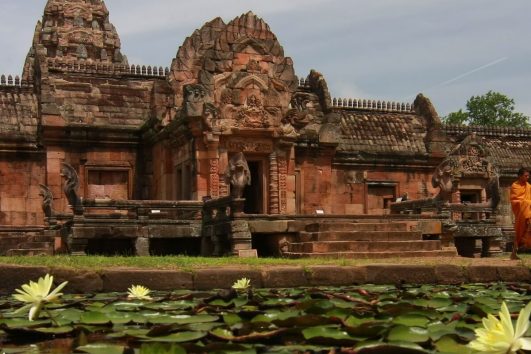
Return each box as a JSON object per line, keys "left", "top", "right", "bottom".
{"left": 0, "top": 0, "right": 530, "bottom": 118}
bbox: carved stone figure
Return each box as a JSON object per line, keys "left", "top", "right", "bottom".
{"left": 39, "top": 184, "right": 54, "bottom": 218}
{"left": 486, "top": 167, "right": 501, "bottom": 209}
{"left": 60, "top": 163, "right": 82, "bottom": 213}
{"left": 431, "top": 160, "right": 456, "bottom": 203}
{"left": 183, "top": 84, "right": 207, "bottom": 117}
{"left": 227, "top": 153, "right": 251, "bottom": 199}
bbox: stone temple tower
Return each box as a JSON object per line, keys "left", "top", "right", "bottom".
{"left": 22, "top": 0, "right": 127, "bottom": 82}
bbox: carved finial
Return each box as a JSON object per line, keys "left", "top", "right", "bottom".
{"left": 414, "top": 93, "right": 440, "bottom": 126}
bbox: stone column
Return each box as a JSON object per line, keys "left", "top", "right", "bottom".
{"left": 269, "top": 152, "right": 279, "bottom": 214}
{"left": 277, "top": 154, "right": 288, "bottom": 214}
{"left": 208, "top": 158, "right": 220, "bottom": 198}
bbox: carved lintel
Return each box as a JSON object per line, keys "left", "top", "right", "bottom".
{"left": 226, "top": 137, "right": 273, "bottom": 153}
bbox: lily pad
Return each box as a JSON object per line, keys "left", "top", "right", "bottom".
{"left": 76, "top": 343, "right": 127, "bottom": 354}
{"left": 387, "top": 325, "right": 430, "bottom": 343}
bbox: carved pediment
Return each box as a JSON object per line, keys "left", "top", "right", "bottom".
{"left": 447, "top": 133, "right": 496, "bottom": 178}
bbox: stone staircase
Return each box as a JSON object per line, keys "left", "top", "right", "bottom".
{"left": 5, "top": 232, "right": 55, "bottom": 256}
{"left": 283, "top": 221, "right": 457, "bottom": 258}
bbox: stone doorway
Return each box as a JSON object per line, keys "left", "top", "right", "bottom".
{"left": 243, "top": 160, "right": 265, "bottom": 214}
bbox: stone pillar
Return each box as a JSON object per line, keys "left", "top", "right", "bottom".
{"left": 269, "top": 152, "right": 279, "bottom": 214}
{"left": 452, "top": 189, "right": 461, "bottom": 220}
{"left": 208, "top": 158, "right": 220, "bottom": 198}
{"left": 229, "top": 219, "right": 252, "bottom": 255}
{"left": 277, "top": 154, "right": 288, "bottom": 214}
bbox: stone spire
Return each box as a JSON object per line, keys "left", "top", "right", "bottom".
{"left": 31, "top": 0, "right": 125, "bottom": 64}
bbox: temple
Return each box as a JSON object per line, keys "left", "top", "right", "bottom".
{"left": 0, "top": 0, "right": 530, "bottom": 257}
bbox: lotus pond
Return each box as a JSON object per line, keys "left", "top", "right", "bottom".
{"left": 1, "top": 282, "right": 530, "bottom": 354}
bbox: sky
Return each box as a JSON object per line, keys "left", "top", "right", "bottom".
{"left": 0, "top": 0, "right": 530, "bottom": 118}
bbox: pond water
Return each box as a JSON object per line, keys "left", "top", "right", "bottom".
{"left": 1, "top": 282, "right": 530, "bottom": 353}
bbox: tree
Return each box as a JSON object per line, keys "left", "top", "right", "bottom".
{"left": 443, "top": 91, "right": 530, "bottom": 128}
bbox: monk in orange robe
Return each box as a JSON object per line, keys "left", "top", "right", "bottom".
{"left": 510, "top": 167, "right": 531, "bottom": 259}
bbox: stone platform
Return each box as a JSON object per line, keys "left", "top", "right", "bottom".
{"left": 0, "top": 257, "right": 529, "bottom": 295}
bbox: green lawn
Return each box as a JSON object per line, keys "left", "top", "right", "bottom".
{"left": 0, "top": 254, "right": 529, "bottom": 271}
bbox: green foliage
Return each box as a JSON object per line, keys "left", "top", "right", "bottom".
{"left": 443, "top": 91, "right": 530, "bottom": 127}
{"left": 0, "top": 283, "right": 529, "bottom": 353}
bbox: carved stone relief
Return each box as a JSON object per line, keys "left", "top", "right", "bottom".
{"left": 226, "top": 153, "right": 251, "bottom": 199}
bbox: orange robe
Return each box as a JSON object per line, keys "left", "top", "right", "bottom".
{"left": 510, "top": 181, "right": 531, "bottom": 248}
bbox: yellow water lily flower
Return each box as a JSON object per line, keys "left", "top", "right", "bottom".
{"left": 127, "top": 285, "right": 152, "bottom": 300}
{"left": 13, "top": 274, "right": 68, "bottom": 321}
{"left": 232, "top": 277, "right": 251, "bottom": 291}
{"left": 468, "top": 301, "right": 531, "bottom": 354}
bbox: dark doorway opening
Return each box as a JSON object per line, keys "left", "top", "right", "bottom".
{"left": 86, "top": 238, "right": 135, "bottom": 256}
{"left": 149, "top": 238, "right": 201, "bottom": 256}
{"left": 243, "top": 161, "right": 263, "bottom": 214}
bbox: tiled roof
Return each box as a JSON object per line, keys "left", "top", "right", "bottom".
{"left": 443, "top": 125, "right": 531, "bottom": 174}
{"left": 338, "top": 110, "right": 428, "bottom": 156}
{"left": 0, "top": 88, "right": 38, "bottom": 141}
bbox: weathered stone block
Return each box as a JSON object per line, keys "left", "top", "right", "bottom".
{"left": 434, "top": 264, "right": 466, "bottom": 284}
{"left": 496, "top": 265, "right": 531, "bottom": 282}
{"left": 52, "top": 268, "right": 103, "bottom": 293}
{"left": 306, "top": 266, "right": 366, "bottom": 286}
{"left": 364, "top": 265, "right": 436, "bottom": 284}
{"left": 261, "top": 266, "right": 308, "bottom": 288}
{"left": 0, "top": 265, "right": 48, "bottom": 295}
{"left": 467, "top": 265, "right": 498, "bottom": 283}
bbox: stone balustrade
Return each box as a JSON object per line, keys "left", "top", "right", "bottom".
{"left": 0, "top": 74, "right": 32, "bottom": 87}
{"left": 332, "top": 97, "right": 414, "bottom": 112}
{"left": 46, "top": 58, "right": 169, "bottom": 77}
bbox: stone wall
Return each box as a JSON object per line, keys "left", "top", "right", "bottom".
{"left": 0, "top": 158, "right": 45, "bottom": 226}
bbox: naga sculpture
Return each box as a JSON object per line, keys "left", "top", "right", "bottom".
{"left": 38, "top": 184, "right": 54, "bottom": 218}
{"left": 431, "top": 160, "right": 456, "bottom": 203}
{"left": 227, "top": 152, "right": 251, "bottom": 199}
{"left": 60, "top": 163, "right": 82, "bottom": 214}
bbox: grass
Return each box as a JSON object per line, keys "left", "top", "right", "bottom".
{"left": 0, "top": 254, "right": 529, "bottom": 271}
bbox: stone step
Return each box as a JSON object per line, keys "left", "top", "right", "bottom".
{"left": 284, "top": 248, "right": 458, "bottom": 259}
{"left": 299, "top": 230, "right": 422, "bottom": 242}
{"left": 18, "top": 242, "right": 54, "bottom": 250}
{"left": 288, "top": 240, "right": 442, "bottom": 253}
{"left": 305, "top": 222, "right": 409, "bottom": 232}
{"left": 6, "top": 248, "right": 54, "bottom": 256}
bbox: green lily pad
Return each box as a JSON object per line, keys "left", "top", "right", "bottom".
{"left": 355, "top": 341, "right": 428, "bottom": 354}
{"left": 141, "top": 330, "right": 207, "bottom": 342}
{"left": 434, "top": 335, "right": 473, "bottom": 354}
{"left": 392, "top": 314, "right": 430, "bottom": 327}
{"left": 210, "top": 327, "right": 286, "bottom": 342}
{"left": 76, "top": 343, "right": 127, "bottom": 354}
{"left": 138, "top": 342, "right": 186, "bottom": 354}
{"left": 302, "top": 325, "right": 361, "bottom": 345}
{"left": 34, "top": 325, "right": 74, "bottom": 334}
{"left": 387, "top": 325, "right": 430, "bottom": 343}
{"left": 80, "top": 311, "right": 112, "bottom": 325}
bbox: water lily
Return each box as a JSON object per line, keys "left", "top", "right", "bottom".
{"left": 232, "top": 277, "right": 251, "bottom": 292}
{"left": 13, "top": 274, "right": 68, "bottom": 321}
{"left": 468, "top": 301, "right": 531, "bottom": 354}
{"left": 127, "top": 285, "right": 152, "bottom": 300}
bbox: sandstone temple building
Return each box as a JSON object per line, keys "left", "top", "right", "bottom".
{"left": 0, "top": 0, "right": 529, "bottom": 257}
